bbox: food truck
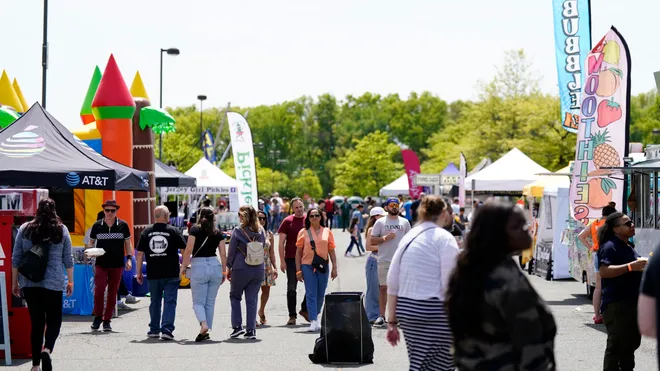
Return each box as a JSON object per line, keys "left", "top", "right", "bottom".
{"left": 566, "top": 150, "right": 649, "bottom": 298}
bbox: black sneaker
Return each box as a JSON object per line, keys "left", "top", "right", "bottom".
{"left": 244, "top": 330, "right": 256, "bottom": 340}
{"left": 91, "top": 316, "right": 102, "bottom": 331}
{"left": 160, "top": 330, "right": 174, "bottom": 340}
{"left": 195, "top": 332, "right": 210, "bottom": 342}
{"left": 229, "top": 327, "right": 245, "bottom": 338}
{"left": 147, "top": 331, "right": 160, "bottom": 338}
{"left": 373, "top": 316, "right": 386, "bottom": 327}
{"left": 102, "top": 320, "right": 112, "bottom": 332}
{"left": 40, "top": 351, "right": 52, "bottom": 371}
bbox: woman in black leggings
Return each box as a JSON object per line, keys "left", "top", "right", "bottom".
{"left": 11, "top": 199, "right": 74, "bottom": 371}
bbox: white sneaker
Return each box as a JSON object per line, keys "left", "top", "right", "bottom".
{"left": 307, "top": 320, "right": 318, "bottom": 332}
{"left": 314, "top": 320, "right": 322, "bottom": 332}
{"left": 117, "top": 301, "right": 131, "bottom": 311}
{"left": 125, "top": 294, "right": 141, "bottom": 304}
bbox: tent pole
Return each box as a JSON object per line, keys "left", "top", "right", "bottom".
{"left": 471, "top": 180, "right": 475, "bottom": 210}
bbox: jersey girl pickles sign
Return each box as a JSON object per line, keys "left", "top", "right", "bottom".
{"left": 569, "top": 27, "right": 630, "bottom": 224}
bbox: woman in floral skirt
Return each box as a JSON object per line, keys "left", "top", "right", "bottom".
{"left": 257, "top": 210, "right": 278, "bottom": 325}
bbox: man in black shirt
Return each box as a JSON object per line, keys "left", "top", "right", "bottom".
{"left": 410, "top": 193, "right": 425, "bottom": 224}
{"left": 136, "top": 205, "right": 185, "bottom": 340}
{"left": 87, "top": 200, "right": 133, "bottom": 332}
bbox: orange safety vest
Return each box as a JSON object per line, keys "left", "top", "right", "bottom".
{"left": 590, "top": 219, "right": 606, "bottom": 251}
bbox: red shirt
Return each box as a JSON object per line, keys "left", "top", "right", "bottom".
{"left": 325, "top": 199, "right": 335, "bottom": 213}
{"left": 278, "top": 214, "right": 306, "bottom": 259}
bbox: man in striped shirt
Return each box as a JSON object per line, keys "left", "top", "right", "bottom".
{"left": 87, "top": 200, "right": 134, "bottom": 332}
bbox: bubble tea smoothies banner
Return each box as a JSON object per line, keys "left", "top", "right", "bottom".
{"left": 552, "top": 0, "right": 592, "bottom": 133}
{"left": 569, "top": 27, "right": 630, "bottom": 224}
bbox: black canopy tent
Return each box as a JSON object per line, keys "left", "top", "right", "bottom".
{"left": 155, "top": 159, "right": 196, "bottom": 187}
{"left": 0, "top": 103, "right": 148, "bottom": 191}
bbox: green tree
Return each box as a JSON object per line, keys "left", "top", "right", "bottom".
{"left": 333, "top": 131, "right": 402, "bottom": 196}
{"left": 423, "top": 50, "right": 572, "bottom": 172}
{"left": 288, "top": 169, "right": 323, "bottom": 199}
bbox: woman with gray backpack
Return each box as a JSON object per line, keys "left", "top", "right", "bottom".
{"left": 227, "top": 205, "right": 266, "bottom": 339}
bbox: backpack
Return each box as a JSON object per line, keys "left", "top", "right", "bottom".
{"left": 238, "top": 228, "right": 265, "bottom": 266}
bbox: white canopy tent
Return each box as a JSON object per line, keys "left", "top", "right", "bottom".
{"left": 379, "top": 174, "right": 409, "bottom": 197}
{"left": 465, "top": 148, "right": 549, "bottom": 192}
{"left": 159, "top": 158, "right": 240, "bottom": 212}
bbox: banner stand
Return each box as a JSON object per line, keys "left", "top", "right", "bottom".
{"left": 0, "top": 272, "right": 12, "bottom": 365}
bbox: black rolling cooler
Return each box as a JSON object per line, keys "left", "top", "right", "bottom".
{"left": 309, "top": 292, "right": 374, "bottom": 364}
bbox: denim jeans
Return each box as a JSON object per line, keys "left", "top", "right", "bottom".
{"left": 190, "top": 257, "right": 224, "bottom": 330}
{"left": 147, "top": 277, "right": 180, "bottom": 334}
{"left": 346, "top": 235, "right": 365, "bottom": 255}
{"left": 302, "top": 264, "right": 329, "bottom": 321}
{"left": 230, "top": 268, "right": 264, "bottom": 331}
{"left": 286, "top": 258, "right": 307, "bottom": 318}
{"left": 364, "top": 254, "right": 380, "bottom": 321}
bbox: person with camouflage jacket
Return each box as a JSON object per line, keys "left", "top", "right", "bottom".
{"left": 446, "top": 201, "right": 557, "bottom": 371}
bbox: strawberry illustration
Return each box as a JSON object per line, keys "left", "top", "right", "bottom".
{"left": 597, "top": 97, "right": 622, "bottom": 128}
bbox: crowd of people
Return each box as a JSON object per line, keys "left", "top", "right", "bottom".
{"left": 13, "top": 190, "right": 660, "bottom": 371}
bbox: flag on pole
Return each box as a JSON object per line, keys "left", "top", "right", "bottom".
{"left": 202, "top": 129, "right": 216, "bottom": 164}
{"left": 569, "top": 26, "right": 630, "bottom": 225}
{"left": 552, "top": 0, "right": 592, "bottom": 133}
{"left": 401, "top": 149, "right": 423, "bottom": 199}
{"left": 227, "top": 112, "right": 259, "bottom": 209}
{"left": 459, "top": 152, "right": 467, "bottom": 207}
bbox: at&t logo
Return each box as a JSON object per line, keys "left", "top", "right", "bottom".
{"left": 65, "top": 172, "right": 109, "bottom": 188}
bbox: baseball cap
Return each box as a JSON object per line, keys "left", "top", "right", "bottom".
{"left": 386, "top": 197, "right": 399, "bottom": 205}
{"left": 369, "top": 207, "right": 387, "bottom": 217}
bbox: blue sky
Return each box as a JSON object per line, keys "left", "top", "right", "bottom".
{"left": 3, "top": 0, "right": 659, "bottom": 128}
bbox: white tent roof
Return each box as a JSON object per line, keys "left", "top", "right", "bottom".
{"left": 379, "top": 174, "right": 409, "bottom": 197}
{"left": 465, "top": 148, "right": 549, "bottom": 192}
{"left": 184, "top": 158, "right": 238, "bottom": 188}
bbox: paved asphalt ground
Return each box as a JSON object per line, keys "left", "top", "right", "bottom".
{"left": 2, "top": 230, "right": 657, "bottom": 370}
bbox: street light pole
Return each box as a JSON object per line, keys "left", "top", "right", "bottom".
{"left": 41, "top": 0, "right": 49, "bottom": 108}
{"left": 197, "top": 95, "right": 207, "bottom": 152}
{"left": 158, "top": 47, "right": 180, "bottom": 161}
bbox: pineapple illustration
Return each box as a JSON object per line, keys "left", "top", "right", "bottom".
{"left": 592, "top": 129, "right": 621, "bottom": 169}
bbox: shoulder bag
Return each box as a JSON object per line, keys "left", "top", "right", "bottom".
{"left": 18, "top": 242, "right": 51, "bottom": 283}
{"left": 184, "top": 235, "right": 209, "bottom": 277}
{"left": 308, "top": 228, "right": 329, "bottom": 273}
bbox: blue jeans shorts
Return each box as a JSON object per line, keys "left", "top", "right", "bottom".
{"left": 593, "top": 251, "right": 600, "bottom": 272}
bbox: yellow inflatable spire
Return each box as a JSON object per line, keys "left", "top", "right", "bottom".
{"left": 12, "top": 78, "right": 29, "bottom": 113}
{"left": 130, "top": 71, "right": 150, "bottom": 100}
{"left": 0, "top": 71, "right": 23, "bottom": 112}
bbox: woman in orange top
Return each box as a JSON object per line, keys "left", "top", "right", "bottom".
{"left": 579, "top": 206, "right": 617, "bottom": 324}
{"left": 295, "top": 207, "right": 338, "bottom": 332}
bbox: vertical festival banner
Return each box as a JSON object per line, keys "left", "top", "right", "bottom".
{"left": 569, "top": 27, "right": 630, "bottom": 224}
{"left": 459, "top": 152, "right": 467, "bottom": 207}
{"left": 227, "top": 112, "right": 259, "bottom": 209}
{"left": 202, "top": 129, "right": 216, "bottom": 164}
{"left": 552, "top": 0, "right": 592, "bottom": 132}
{"left": 401, "top": 149, "right": 423, "bottom": 199}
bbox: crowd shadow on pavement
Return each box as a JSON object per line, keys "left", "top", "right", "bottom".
{"left": 544, "top": 294, "right": 590, "bottom": 306}
{"left": 317, "top": 363, "right": 371, "bottom": 368}
{"left": 223, "top": 338, "right": 263, "bottom": 344}
{"left": 584, "top": 323, "right": 607, "bottom": 335}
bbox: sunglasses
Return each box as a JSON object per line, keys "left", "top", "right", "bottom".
{"left": 258, "top": 216, "right": 267, "bottom": 220}
{"left": 616, "top": 220, "right": 634, "bottom": 228}
{"left": 387, "top": 203, "right": 399, "bottom": 208}
{"left": 104, "top": 209, "right": 117, "bottom": 213}
{"left": 309, "top": 214, "right": 322, "bottom": 218}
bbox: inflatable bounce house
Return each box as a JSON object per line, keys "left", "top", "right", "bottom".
{"left": 0, "top": 70, "right": 29, "bottom": 128}
{"left": 70, "top": 55, "right": 174, "bottom": 248}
